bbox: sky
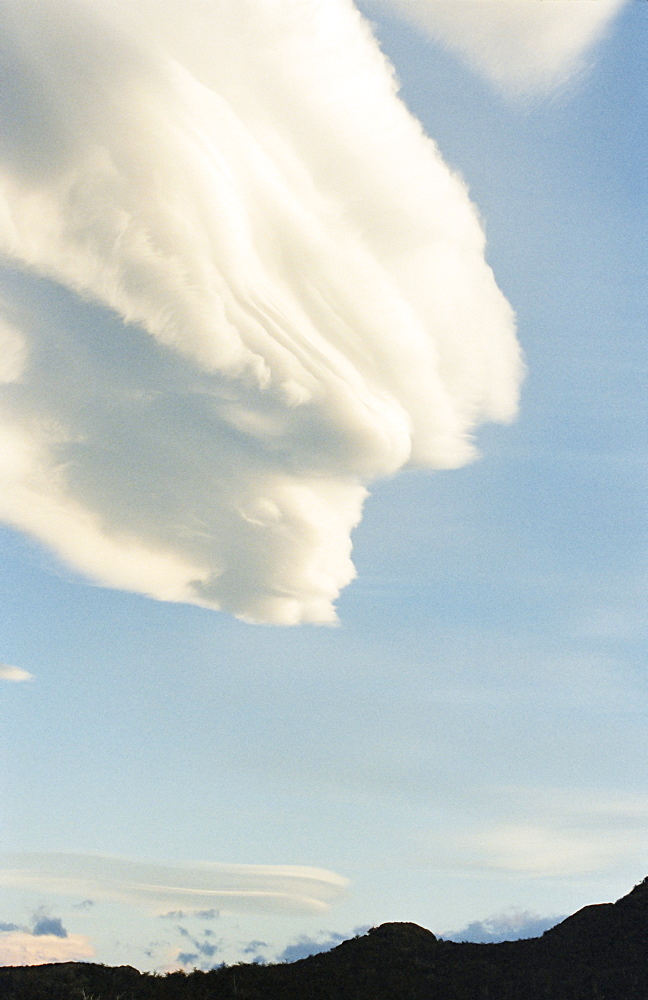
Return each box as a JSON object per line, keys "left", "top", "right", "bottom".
{"left": 0, "top": 0, "right": 645, "bottom": 972}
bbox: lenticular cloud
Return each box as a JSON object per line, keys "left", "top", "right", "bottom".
{"left": 0, "top": 0, "right": 521, "bottom": 624}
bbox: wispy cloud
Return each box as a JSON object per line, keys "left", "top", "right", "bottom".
{"left": 159, "top": 907, "right": 218, "bottom": 921}
{"left": 430, "top": 788, "right": 648, "bottom": 878}
{"left": 0, "top": 663, "right": 33, "bottom": 682}
{"left": 72, "top": 898, "right": 95, "bottom": 911}
{"left": 0, "top": 853, "right": 349, "bottom": 915}
{"left": 0, "top": 0, "right": 521, "bottom": 624}
{"left": 379, "top": 0, "right": 627, "bottom": 95}
{"left": 479, "top": 826, "right": 611, "bottom": 876}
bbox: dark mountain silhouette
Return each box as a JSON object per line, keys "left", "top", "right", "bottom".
{"left": 1, "top": 878, "right": 648, "bottom": 999}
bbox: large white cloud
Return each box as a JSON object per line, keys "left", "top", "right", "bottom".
{"left": 379, "top": 0, "right": 626, "bottom": 94}
{"left": 0, "top": 0, "right": 521, "bottom": 623}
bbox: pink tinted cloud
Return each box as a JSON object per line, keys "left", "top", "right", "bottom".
{"left": 0, "top": 930, "right": 95, "bottom": 966}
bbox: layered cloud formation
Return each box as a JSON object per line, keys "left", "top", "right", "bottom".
{"left": 0, "top": 853, "right": 348, "bottom": 915}
{"left": 380, "top": 0, "right": 626, "bottom": 94}
{"left": 0, "top": 0, "right": 521, "bottom": 623}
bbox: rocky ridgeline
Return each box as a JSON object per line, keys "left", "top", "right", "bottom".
{"left": 1, "top": 879, "right": 648, "bottom": 999}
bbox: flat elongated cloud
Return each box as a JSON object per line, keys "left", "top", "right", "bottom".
{"left": 0, "top": 0, "right": 521, "bottom": 623}
{"left": 0, "top": 664, "right": 33, "bottom": 682}
{"left": 0, "top": 853, "right": 348, "bottom": 915}
{"left": 380, "top": 0, "right": 626, "bottom": 94}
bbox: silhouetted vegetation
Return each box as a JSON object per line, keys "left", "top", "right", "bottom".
{"left": 2, "top": 879, "right": 648, "bottom": 999}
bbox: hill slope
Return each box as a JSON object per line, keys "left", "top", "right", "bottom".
{"left": 1, "top": 879, "right": 648, "bottom": 999}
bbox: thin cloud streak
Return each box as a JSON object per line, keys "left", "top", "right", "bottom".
{"left": 0, "top": 853, "right": 349, "bottom": 916}
{"left": 0, "top": 0, "right": 521, "bottom": 624}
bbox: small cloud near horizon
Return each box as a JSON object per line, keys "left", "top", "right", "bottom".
{"left": 242, "top": 939, "right": 269, "bottom": 955}
{"left": 0, "top": 911, "right": 93, "bottom": 966}
{"left": 0, "top": 930, "right": 94, "bottom": 966}
{"left": 174, "top": 928, "right": 221, "bottom": 971}
{"left": 441, "top": 910, "right": 565, "bottom": 944}
{"left": 32, "top": 915, "right": 68, "bottom": 939}
{"left": 276, "top": 926, "right": 371, "bottom": 963}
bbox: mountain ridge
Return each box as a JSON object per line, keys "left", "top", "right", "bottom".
{"left": 1, "top": 878, "right": 647, "bottom": 999}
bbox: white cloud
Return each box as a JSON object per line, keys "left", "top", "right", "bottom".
{"left": 0, "top": 853, "right": 349, "bottom": 916}
{"left": 379, "top": 0, "right": 626, "bottom": 95}
{"left": 0, "top": 664, "right": 33, "bottom": 682}
{"left": 0, "top": 930, "right": 94, "bottom": 966}
{"left": 0, "top": 0, "right": 521, "bottom": 623}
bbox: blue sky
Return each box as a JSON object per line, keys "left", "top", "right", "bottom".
{"left": 0, "top": 0, "right": 645, "bottom": 972}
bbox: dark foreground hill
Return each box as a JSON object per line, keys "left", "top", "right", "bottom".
{"left": 2, "top": 879, "right": 648, "bottom": 1000}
